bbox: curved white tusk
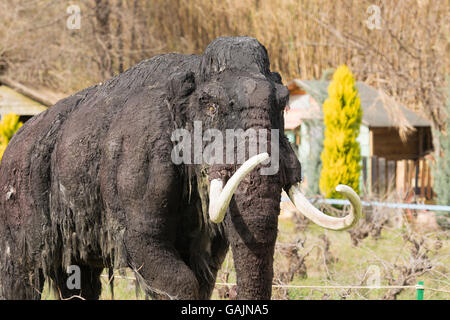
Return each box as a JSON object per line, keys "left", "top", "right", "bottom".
{"left": 208, "top": 153, "right": 270, "bottom": 223}
{"left": 286, "top": 183, "right": 362, "bottom": 230}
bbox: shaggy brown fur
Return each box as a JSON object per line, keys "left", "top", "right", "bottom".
{"left": 0, "top": 36, "right": 301, "bottom": 300}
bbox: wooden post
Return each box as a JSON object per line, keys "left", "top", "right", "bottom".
{"left": 415, "top": 159, "right": 420, "bottom": 196}
{"left": 427, "top": 162, "right": 432, "bottom": 200}
{"left": 420, "top": 158, "right": 426, "bottom": 198}
{"left": 372, "top": 156, "right": 379, "bottom": 194}
{"left": 362, "top": 157, "right": 368, "bottom": 195}
{"left": 393, "top": 161, "right": 397, "bottom": 190}
{"left": 404, "top": 160, "right": 409, "bottom": 194}
{"left": 379, "top": 157, "right": 386, "bottom": 195}
{"left": 396, "top": 160, "right": 404, "bottom": 195}
{"left": 409, "top": 160, "right": 415, "bottom": 196}
{"left": 385, "top": 159, "right": 389, "bottom": 194}
{"left": 387, "top": 160, "right": 396, "bottom": 193}
{"left": 404, "top": 160, "right": 410, "bottom": 195}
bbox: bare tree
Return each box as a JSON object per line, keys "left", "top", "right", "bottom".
{"left": 0, "top": 0, "right": 447, "bottom": 131}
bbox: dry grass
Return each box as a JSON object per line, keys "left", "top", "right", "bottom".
{"left": 40, "top": 209, "right": 450, "bottom": 300}
{"left": 219, "top": 215, "right": 449, "bottom": 300}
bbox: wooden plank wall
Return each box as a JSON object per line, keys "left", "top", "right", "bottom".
{"left": 362, "top": 156, "right": 434, "bottom": 200}
{"left": 370, "top": 127, "right": 434, "bottom": 160}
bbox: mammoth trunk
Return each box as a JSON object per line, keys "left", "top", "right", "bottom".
{"left": 224, "top": 172, "right": 281, "bottom": 299}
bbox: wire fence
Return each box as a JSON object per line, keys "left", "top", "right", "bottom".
{"left": 280, "top": 197, "right": 450, "bottom": 212}
{"left": 214, "top": 282, "right": 450, "bottom": 297}
{"left": 100, "top": 274, "right": 450, "bottom": 300}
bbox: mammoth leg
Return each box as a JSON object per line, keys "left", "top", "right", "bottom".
{"left": 124, "top": 229, "right": 200, "bottom": 300}
{"left": 50, "top": 265, "right": 103, "bottom": 300}
{"left": 121, "top": 193, "right": 201, "bottom": 299}
{"left": 0, "top": 262, "right": 44, "bottom": 300}
{"left": 195, "top": 237, "right": 230, "bottom": 300}
{"left": 1, "top": 237, "right": 44, "bottom": 300}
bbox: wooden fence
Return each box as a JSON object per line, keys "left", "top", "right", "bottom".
{"left": 362, "top": 156, "right": 434, "bottom": 201}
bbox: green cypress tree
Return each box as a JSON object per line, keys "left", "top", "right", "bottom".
{"left": 319, "top": 65, "right": 362, "bottom": 198}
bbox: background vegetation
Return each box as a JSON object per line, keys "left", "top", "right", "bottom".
{"left": 0, "top": 0, "right": 448, "bottom": 132}
{"left": 320, "top": 65, "right": 362, "bottom": 198}
{"left": 0, "top": 113, "right": 22, "bottom": 161}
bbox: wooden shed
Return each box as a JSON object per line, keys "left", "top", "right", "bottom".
{"left": 285, "top": 80, "right": 434, "bottom": 200}
{"left": 0, "top": 77, "right": 62, "bottom": 122}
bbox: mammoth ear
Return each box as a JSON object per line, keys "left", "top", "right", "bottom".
{"left": 167, "top": 71, "right": 196, "bottom": 99}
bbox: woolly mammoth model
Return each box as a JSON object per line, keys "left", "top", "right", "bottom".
{"left": 0, "top": 36, "right": 361, "bottom": 300}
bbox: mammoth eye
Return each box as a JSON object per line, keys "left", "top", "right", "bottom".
{"left": 207, "top": 103, "right": 218, "bottom": 114}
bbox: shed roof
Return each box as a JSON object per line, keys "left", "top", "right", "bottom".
{"left": 0, "top": 85, "right": 47, "bottom": 116}
{"left": 286, "top": 80, "right": 431, "bottom": 129}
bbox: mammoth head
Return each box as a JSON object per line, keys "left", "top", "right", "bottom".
{"left": 167, "top": 36, "right": 362, "bottom": 230}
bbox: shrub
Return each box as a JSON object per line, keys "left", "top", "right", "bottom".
{"left": 319, "top": 65, "right": 362, "bottom": 198}
{"left": 0, "top": 113, "right": 23, "bottom": 161}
